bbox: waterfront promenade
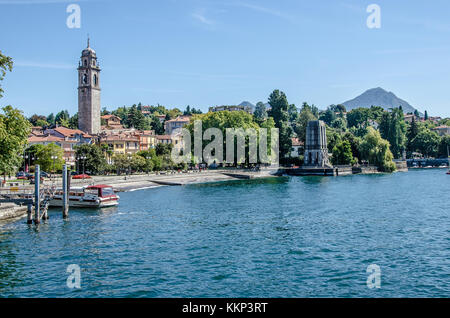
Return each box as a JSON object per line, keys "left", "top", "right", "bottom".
{"left": 0, "top": 168, "right": 279, "bottom": 222}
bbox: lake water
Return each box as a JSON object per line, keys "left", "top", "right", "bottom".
{"left": 0, "top": 169, "right": 449, "bottom": 297}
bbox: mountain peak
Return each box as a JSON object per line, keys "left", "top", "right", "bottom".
{"left": 341, "top": 88, "right": 419, "bottom": 114}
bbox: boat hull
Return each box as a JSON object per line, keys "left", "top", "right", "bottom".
{"left": 49, "top": 197, "right": 119, "bottom": 208}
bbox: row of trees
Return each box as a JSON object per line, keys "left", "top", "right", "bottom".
{"left": 20, "top": 142, "right": 187, "bottom": 175}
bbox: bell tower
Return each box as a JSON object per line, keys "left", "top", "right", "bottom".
{"left": 78, "top": 37, "right": 101, "bottom": 134}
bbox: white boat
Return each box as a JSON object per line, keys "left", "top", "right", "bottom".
{"left": 49, "top": 185, "right": 119, "bottom": 208}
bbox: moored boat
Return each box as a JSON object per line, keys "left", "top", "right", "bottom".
{"left": 49, "top": 185, "right": 119, "bottom": 208}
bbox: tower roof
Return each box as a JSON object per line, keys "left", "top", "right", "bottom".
{"left": 82, "top": 36, "right": 96, "bottom": 56}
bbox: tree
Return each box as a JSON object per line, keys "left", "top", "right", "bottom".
{"left": 127, "top": 104, "right": 149, "bottom": 130}
{"left": 254, "top": 102, "right": 268, "bottom": 121}
{"left": 347, "top": 108, "right": 370, "bottom": 128}
{"left": 0, "top": 50, "right": 13, "bottom": 98}
{"left": 137, "top": 149, "right": 156, "bottom": 172}
{"left": 184, "top": 105, "right": 192, "bottom": 116}
{"left": 438, "top": 135, "right": 450, "bottom": 158}
{"left": 69, "top": 112, "right": 78, "bottom": 129}
{"left": 294, "top": 102, "right": 317, "bottom": 145}
{"left": 55, "top": 110, "right": 70, "bottom": 126}
{"left": 424, "top": 110, "right": 429, "bottom": 121}
{"left": 288, "top": 104, "right": 299, "bottom": 122}
{"left": 112, "top": 106, "right": 129, "bottom": 125}
{"left": 332, "top": 140, "right": 356, "bottom": 165}
{"left": 130, "top": 154, "right": 146, "bottom": 172}
{"left": 29, "top": 114, "right": 47, "bottom": 126}
{"left": 379, "top": 108, "right": 406, "bottom": 158}
{"left": 359, "top": 127, "right": 396, "bottom": 172}
{"left": 267, "top": 90, "right": 293, "bottom": 160}
{"left": 0, "top": 106, "right": 31, "bottom": 177}
{"left": 155, "top": 143, "right": 173, "bottom": 156}
{"left": 368, "top": 106, "right": 384, "bottom": 121}
{"left": 35, "top": 143, "right": 64, "bottom": 173}
{"left": 342, "top": 131, "right": 361, "bottom": 161}
{"left": 335, "top": 104, "right": 346, "bottom": 113}
{"left": 185, "top": 110, "right": 273, "bottom": 165}
{"left": 331, "top": 117, "right": 347, "bottom": 131}
{"left": 150, "top": 115, "right": 164, "bottom": 134}
{"left": 25, "top": 144, "right": 44, "bottom": 168}
{"left": 74, "top": 144, "right": 107, "bottom": 174}
{"left": 47, "top": 113, "right": 55, "bottom": 126}
{"left": 406, "top": 116, "right": 419, "bottom": 152}
{"left": 319, "top": 108, "right": 336, "bottom": 126}
{"left": 410, "top": 127, "right": 440, "bottom": 158}
{"left": 35, "top": 119, "right": 49, "bottom": 127}
{"left": 101, "top": 107, "right": 110, "bottom": 116}
{"left": 310, "top": 104, "right": 319, "bottom": 118}
{"left": 112, "top": 153, "right": 131, "bottom": 174}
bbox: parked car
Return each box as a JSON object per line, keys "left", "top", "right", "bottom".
{"left": 72, "top": 174, "right": 92, "bottom": 179}
{"left": 40, "top": 171, "right": 50, "bottom": 178}
{"left": 16, "top": 171, "right": 30, "bottom": 179}
{"left": 29, "top": 176, "right": 45, "bottom": 184}
{"left": 26, "top": 171, "right": 49, "bottom": 179}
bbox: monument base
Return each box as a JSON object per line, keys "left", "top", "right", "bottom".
{"left": 286, "top": 166, "right": 336, "bottom": 176}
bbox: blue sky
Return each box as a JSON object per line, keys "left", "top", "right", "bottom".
{"left": 1, "top": 0, "right": 450, "bottom": 117}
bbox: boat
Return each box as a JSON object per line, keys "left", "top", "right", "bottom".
{"left": 49, "top": 185, "right": 119, "bottom": 208}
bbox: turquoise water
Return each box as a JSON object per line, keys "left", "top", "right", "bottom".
{"left": 0, "top": 169, "right": 449, "bottom": 297}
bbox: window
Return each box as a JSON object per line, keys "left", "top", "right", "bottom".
{"left": 93, "top": 74, "right": 97, "bottom": 86}
{"left": 102, "top": 187, "right": 114, "bottom": 196}
{"left": 84, "top": 59, "right": 87, "bottom": 67}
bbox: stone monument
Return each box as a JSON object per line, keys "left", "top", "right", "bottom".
{"left": 303, "top": 120, "right": 331, "bottom": 167}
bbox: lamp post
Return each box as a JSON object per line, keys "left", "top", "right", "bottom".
{"left": 51, "top": 155, "right": 58, "bottom": 179}
{"left": 127, "top": 155, "right": 132, "bottom": 175}
{"left": 145, "top": 156, "right": 151, "bottom": 175}
{"left": 77, "top": 155, "right": 87, "bottom": 180}
{"left": 22, "top": 153, "right": 28, "bottom": 185}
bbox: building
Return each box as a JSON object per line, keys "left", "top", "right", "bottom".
{"left": 164, "top": 116, "right": 190, "bottom": 135}
{"left": 155, "top": 114, "right": 166, "bottom": 123}
{"left": 303, "top": 120, "right": 331, "bottom": 167}
{"left": 28, "top": 135, "right": 75, "bottom": 165}
{"left": 432, "top": 125, "right": 450, "bottom": 136}
{"left": 28, "top": 126, "right": 93, "bottom": 166}
{"left": 78, "top": 38, "right": 101, "bottom": 135}
{"left": 101, "top": 114, "right": 123, "bottom": 130}
{"left": 209, "top": 105, "right": 253, "bottom": 114}
{"left": 138, "top": 130, "right": 157, "bottom": 151}
{"left": 289, "top": 137, "right": 304, "bottom": 158}
{"left": 156, "top": 135, "right": 172, "bottom": 144}
{"left": 98, "top": 131, "right": 140, "bottom": 163}
{"left": 44, "top": 126, "right": 93, "bottom": 144}
{"left": 404, "top": 114, "right": 419, "bottom": 124}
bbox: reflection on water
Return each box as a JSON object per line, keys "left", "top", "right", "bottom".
{"left": 0, "top": 169, "right": 449, "bottom": 298}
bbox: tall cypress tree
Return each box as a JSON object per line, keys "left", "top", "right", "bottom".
{"left": 268, "top": 90, "right": 292, "bottom": 159}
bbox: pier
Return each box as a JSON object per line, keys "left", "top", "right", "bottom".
{"left": 0, "top": 164, "right": 70, "bottom": 224}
